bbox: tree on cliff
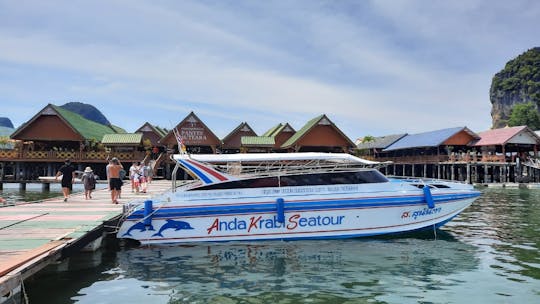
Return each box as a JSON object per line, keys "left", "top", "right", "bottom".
{"left": 490, "top": 47, "right": 540, "bottom": 128}
{"left": 507, "top": 102, "right": 540, "bottom": 130}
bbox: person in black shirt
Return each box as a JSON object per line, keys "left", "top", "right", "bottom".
{"left": 55, "top": 159, "right": 76, "bottom": 202}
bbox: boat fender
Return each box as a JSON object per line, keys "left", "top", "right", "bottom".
{"left": 143, "top": 200, "right": 153, "bottom": 226}
{"left": 276, "top": 198, "right": 285, "bottom": 223}
{"left": 423, "top": 186, "right": 435, "bottom": 209}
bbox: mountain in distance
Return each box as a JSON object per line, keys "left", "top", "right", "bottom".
{"left": 490, "top": 47, "right": 540, "bottom": 128}
{"left": 60, "top": 102, "right": 111, "bottom": 126}
{"left": 0, "top": 117, "right": 14, "bottom": 128}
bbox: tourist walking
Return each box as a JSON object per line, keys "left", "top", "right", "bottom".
{"left": 142, "top": 162, "right": 153, "bottom": 184}
{"left": 139, "top": 165, "right": 148, "bottom": 193}
{"left": 129, "top": 162, "right": 140, "bottom": 193}
{"left": 55, "top": 159, "right": 76, "bottom": 202}
{"left": 106, "top": 157, "right": 123, "bottom": 204}
{"left": 81, "top": 166, "right": 97, "bottom": 200}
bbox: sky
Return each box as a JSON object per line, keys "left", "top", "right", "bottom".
{"left": 1, "top": 0, "right": 539, "bottom": 140}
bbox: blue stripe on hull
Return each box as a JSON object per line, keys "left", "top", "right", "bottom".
{"left": 137, "top": 216, "right": 459, "bottom": 244}
{"left": 126, "top": 192, "right": 480, "bottom": 220}
{"left": 124, "top": 201, "right": 472, "bottom": 245}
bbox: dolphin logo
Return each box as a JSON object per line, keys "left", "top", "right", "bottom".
{"left": 122, "top": 222, "right": 155, "bottom": 237}
{"left": 152, "top": 219, "right": 194, "bottom": 237}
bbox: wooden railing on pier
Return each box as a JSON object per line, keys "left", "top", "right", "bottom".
{"left": 377, "top": 153, "right": 508, "bottom": 164}
{"left": 0, "top": 150, "right": 147, "bottom": 163}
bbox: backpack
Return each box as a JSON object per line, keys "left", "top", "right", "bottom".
{"left": 88, "top": 174, "right": 96, "bottom": 189}
{"left": 84, "top": 173, "right": 96, "bottom": 189}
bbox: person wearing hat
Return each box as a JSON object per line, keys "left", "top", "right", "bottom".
{"left": 55, "top": 159, "right": 76, "bottom": 202}
{"left": 81, "top": 166, "right": 97, "bottom": 200}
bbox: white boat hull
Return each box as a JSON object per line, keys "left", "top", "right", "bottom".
{"left": 117, "top": 183, "right": 479, "bottom": 245}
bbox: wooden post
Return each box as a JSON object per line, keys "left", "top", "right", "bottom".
{"left": 466, "top": 163, "right": 471, "bottom": 184}
{"left": 15, "top": 162, "right": 21, "bottom": 180}
{"left": 484, "top": 164, "right": 489, "bottom": 183}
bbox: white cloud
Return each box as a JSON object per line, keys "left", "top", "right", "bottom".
{"left": 0, "top": 0, "right": 537, "bottom": 137}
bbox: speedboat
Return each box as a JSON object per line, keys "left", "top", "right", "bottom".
{"left": 116, "top": 153, "right": 480, "bottom": 245}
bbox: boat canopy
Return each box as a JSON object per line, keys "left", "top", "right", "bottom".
{"left": 173, "top": 152, "right": 379, "bottom": 165}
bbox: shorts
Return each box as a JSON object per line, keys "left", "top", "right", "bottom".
{"left": 61, "top": 180, "right": 73, "bottom": 190}
{"left": 109, "top": 178, "right": 122, "bottom": 190}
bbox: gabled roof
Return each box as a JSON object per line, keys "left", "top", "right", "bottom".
{"left": 357, "top": 133, "right": 408, "bottom": 150}
{"left": 154, "top": 126, "right": 168, "bottom": 137}
{"left": 110, "top": 125, "right": 127, "bottom": 134}
{"left": 160, "top": 111, "right": 220, "bottom": 146}
{"left": 222, "top": 122, "right": 256, "bottom": 142}
{"left": 384, "top": 127, "right": 479, "bottom": 151}
{"left": 262, "top": 123, "right": 283, "bottom": 137}
{"left": 474, "top": 126, "right": 540, "bottom": 146}
{"left": 241, "top": 136, "right": 275, "bottom": 146}
{"left": 136, "top": 122, "right": 167, "bottom": 137}
{"left": 52, "top": 105, "right": 119, "bottom": 140}
{"left": 281, "top": 114, "right": 354, "bottom": 148}
{"left": 271, "top": 123, "right": 295, "bottom": 137}
{"left": 11, "top": 104, "right": 118, "bottom": 141}
{"left": 102, "top": 133, "right": 143, "bottom": 145}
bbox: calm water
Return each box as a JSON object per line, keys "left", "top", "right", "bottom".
{"left": 0, "top": 183, "right": 107, "bottom": 206}
{"left": 14, "top": 188, "right": 540, "bottom": 303}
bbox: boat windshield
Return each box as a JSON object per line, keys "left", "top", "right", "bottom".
{"left": 189, "top": 170, "right": 388, "bottom": 191}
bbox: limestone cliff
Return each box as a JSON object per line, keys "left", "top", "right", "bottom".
{"left": 60, "top": 102, "right": 111, "bottom": 126}
{"left": 0, "top": 117, "right": 14, "bottom": 128}
{"left": 490, "top": 47, "right": 540, "bottom": 128}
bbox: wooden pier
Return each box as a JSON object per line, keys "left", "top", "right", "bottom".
{"left": 0, "top": 180, "right": 172, "bottom": 301}
{"left": 379, "top": 161, "right": 540, "bottom": 184}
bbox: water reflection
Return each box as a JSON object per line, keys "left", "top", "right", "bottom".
{"left": 0, "top": 183, "right": 76, "bottom": 206}
{"left": 448, "top": 188, "right": 540, "bottom": 282}
{"left": 107, "top": 236, "right": 478, "bottom": 303}
{"left": 22, "top": 188, "right": 540, "bottom": 304}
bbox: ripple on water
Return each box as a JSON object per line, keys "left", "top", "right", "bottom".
{"left": 20, "top": 187, "right": 540, "bottom": 303}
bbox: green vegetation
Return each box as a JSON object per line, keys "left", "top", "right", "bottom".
{"left": 0, "top": 136, "right": 9, "bottom": 145}
{"left": 60, "top": 102, "right": 111, "bottom": 126}
{"left": 361, "top": 135, "right": 375, "bottom": 143}
{"left": 491, "top": 47, "right": 540, "bottom": 104}
{"left": 508, "top": 102, "right": 540, "bottom": 130}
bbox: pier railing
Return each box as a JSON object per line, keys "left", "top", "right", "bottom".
{"left": 0, "top": 149, "right": 147, "bottom": 163}
{"left": 377, "top": 153, "right": 508, "bottom": 164}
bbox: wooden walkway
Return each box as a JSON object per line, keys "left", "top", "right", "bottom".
{"left": 0, "top": 180, "right": 172, "bottom": 298}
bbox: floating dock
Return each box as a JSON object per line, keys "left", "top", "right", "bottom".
{"left": 0, "top": 180, "right": 172, "bottom": 302}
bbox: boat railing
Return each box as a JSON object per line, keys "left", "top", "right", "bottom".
{"left": 214, "top": 161, "right": 373, "bottom": 178}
